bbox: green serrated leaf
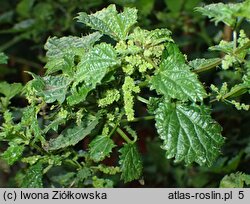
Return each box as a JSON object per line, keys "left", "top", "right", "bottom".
{"left": 48, "top": 114, "right": 100, "bottom": 151}
{"left": 151, "top": 57, "right": 207, "bottom": 102}
{"left": 45, "top": 33, "right": 101, "bottom": 59}
{"left": 44, "top": 33, "right": 101, "bottom": 75}
{"left": 195, "top": 3, "right": 243, "bottom": 27}
{"left": 42, "top": 75, "right": 71, "bottom": 103}
{"left": 67, "top": 84, "right": 92, "bottom": 106}
{"left": 77, "top": 4, "right": 137, "bottom": 40}
{"left": 74, "top": 43, "right": 119, "bottom": 88}
{"left": 44, "top": 109, "right": 68, "bottom": 133}
{"left": 77, "top": 167, "right": 91, "bottom": 181}
{"left": 0, "top": 52, "right": 8, "bottom": 64}
{"left": 209, "top": 41, "right": 234, "bottom": 54}
{"left": 0, "top": 82, "right": 23, "bottom": 99}
{"left": 21, "top": 162, "right": 43, "bottom": 188}
{"left": 164, "top": 43, "right": 185, "bottom": 63}
{"left": 1, "top": 142, "right": 25, "bottom": 165}
{"left": 45, "top": 55, "right": 74, "bottom": 76}
{"left": 119, "top": 143, "right": 142, "bottom": 183}
{"left": 155, "top": 102, "right": 224, "bottom": 166}
{"left": 237, "top": 0, "right": 250, "bottom": 20}
{"left": 220, "top": 172, "right": 250, "bottom": 188}
{"left": 89, "top": 135, "right": 116, "bottom": 162}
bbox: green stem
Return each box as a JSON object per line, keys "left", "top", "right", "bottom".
{"left": 116, "top": 127, "right": 133, "bottom": 144}
{"left": 222, "top": 85, "right": 248, "bottom": 100}
{"left": 121, "top": 115, "right": 155, "bottom": 123}
{"left": 138, "top": 80, "right": 148, "bottom": 88}
{"left": 108, "top": 122, "right": 119, "bottom": 138}
{"left": 209, "top": 98, "right": 217, "bottom": 104}
{"left": 43, "top": 164, "right": 53, "bottom": 174}
{"left": 137, "top": 96, "right": 149, "bottom": 104}
{"left": 193, "top": 58, "right": 222, "bottom": 74}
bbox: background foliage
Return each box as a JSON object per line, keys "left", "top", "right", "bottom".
{"left": 1, "top": 0, "right": 250, "bottom": 187}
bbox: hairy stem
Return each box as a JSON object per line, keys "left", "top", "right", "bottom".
{"left": 121, "top": 115, "right": 155, "bottom": 123}
{"left": 137, "top": 96, "right": 149, "bottom": 104}
{"left": 116, "top": 127, "right": 133, "bottom": 144}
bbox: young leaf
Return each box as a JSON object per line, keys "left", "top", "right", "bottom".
{"left": 42, "top": 75, "right": 71, "bottom": 103}
{"left": 1, "top": 142, "right": 25, "bottom": 165}
{"left": 89, "top": 135, "right": 116, "bottom": 162}
{"left": 47, "top": 114, "right": 100, "bottom": 151}
{"left": 151, "top": 57, "right": 207, "bottom": 102}
{"left": 77, "top": 4, "right": 137, "bottom": 40}
{"left": 129, "top": 27, "right": 173, "bottom": 47}
{"left": 220, "top": 172, "right": 250, "bottom": 188}
{"left": 0, "top": 82, "right": 23, "bottom": 99}
{"left": 154, "top": 102, "right": 224, "bottom": 166}
{"left": 195, "top": 2, "right": 243, "bottom": 27}
{"left": 21, "top": 162, "right": 43, "bottom": 188}
{"left": 119, "top": 143, "right": 143, "bottom": 183}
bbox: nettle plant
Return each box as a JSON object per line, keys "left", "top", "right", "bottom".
{"left": 0, "top": 1, "right": 250, "bottom": 187}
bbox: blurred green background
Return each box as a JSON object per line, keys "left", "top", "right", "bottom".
{"left": 1, "top": 0, "right": 250, "bottom": 187}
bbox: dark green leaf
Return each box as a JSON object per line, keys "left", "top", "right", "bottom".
{"left": 151, "top": 57, "right": 207, "bottom": 102}
{"left": 189, "top": 58, "right": 221, "bottom": 71}
{"left": 21, "top": 162, "right": 43, "bottom": 188}
{"left": 74, "top": 43, "right": 119, "bottom": 89}
{"left": 44, "top": 33, "right": 101, "bottom": 74}
{"left": 89, "top": 135, "right": 116, "bottom": 162}
{"left": 77, "top": 4, "right": 137, "bottom": 40}
{"left": 155, "top": 102, "right": 224, "bottom": 166}
{"left": 42, "top": 75, "right": 71, "bottom": 103}
{"left": 220, "top": 172, "right": 250, "bottom": 188}
{"left": 164, "top": 43, "right": 185, "bottom": 63}
{"left": 67, "top": 84, "right": 92, "bottom": 106}
{"left": 45, "top": 33, "right": 101, "bottom": 59}
{"left": 119, "top": 143, "right": 142, "bottom": 183}
{"left": 48, "top": 114, "right": 100, "bottom": 151}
